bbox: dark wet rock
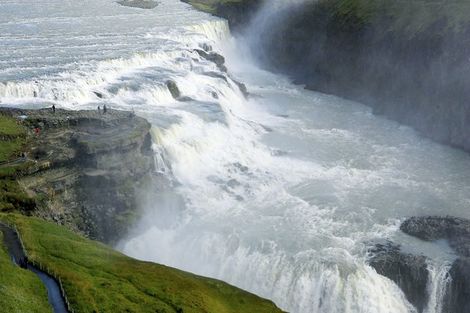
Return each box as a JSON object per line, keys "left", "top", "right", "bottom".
{"left": 117, "top": 0, "right": 158, "bottom": 9}
{"left": 0, "top": 108, "right": 157, "bottom": 243}
{"left": 166, "top": 80, "right": 181, "bottom": 99}
{"left": 194, "top": 49, "right": 250, "bottom": 97}
{"left": 201, "top": 71, "right": 249, "bottom": 98}
{"left": 232, "top": 78, "right": 249, "bottom": 98}
{"left": 401, "top": 216, "right": 470, "bottom": 257}
{"left": 368, "top": 242, "right": 429, "bottom": 312}
{"left": 177, "top": 96, "right": 194, "bottom": 102}
{"left": 203, "top": 71, "right": 229, "bottom": 82}
{"left": 93, "top": 91, "right": 104, "bottom": 99}
{"left": 443, "top": 257, "right": 470, "bottom": 313}
{"left": 200, "top": 43, "right": 212, "bottom": 52}
{"left": 211, "top": 91, "right": 219, "bottom": 99}
{"left": 194, "top": 49, "right": 227, "bottom": 72}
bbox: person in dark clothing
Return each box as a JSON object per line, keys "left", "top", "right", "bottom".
{"left": 19, "top": 257, "right": 28, "bottom": 269}
{"left": 103, "top": 104, "right": 107, "bottom": 114}
{"left": 98, "top": 106, "right": 101, "bottom": 113}
{"left": 52, "top": 104, "right": 56, "bottom": 113}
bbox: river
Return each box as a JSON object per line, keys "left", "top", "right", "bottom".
{"left": 1, "top": 1, "right": 470, "bottom": 312}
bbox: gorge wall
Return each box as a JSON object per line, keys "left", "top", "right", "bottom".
{"left": 191, "top": 0, "right": 470, "bottom": 152}
{"left": 0, "top": 108, "right": 157, "bottom": 243}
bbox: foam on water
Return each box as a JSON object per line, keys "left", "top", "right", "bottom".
{"left": 2, "top": 1, "right": 470, "bottom": 313}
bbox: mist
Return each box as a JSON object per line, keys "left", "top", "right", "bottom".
{"left": 237, "top": 0, "right": 470, "bottom": 152}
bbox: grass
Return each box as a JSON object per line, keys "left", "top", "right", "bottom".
{"left": 0, "top": 115, "right": 26, "bottom": 164}
{"left": 0, "top": 115, "right": 36, "bottom": 212}
{"left": 1, "top": 214, "right": 284, "bottom": 313}
{"left": 326, "top": 0, "right": 470, "bottom": 34}
{"left": 0, "top": 231, "right": 52, "bottom": 313}
{"left": 0, "top": 179, "right": 36, "bottom": 212}
{"left": 0, "top": 115, "right": 26, "bottom": 137}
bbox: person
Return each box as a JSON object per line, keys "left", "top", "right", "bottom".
{"left": 52, "top": 104, "right": 56, "bottom": 113}
{"left": 19, "top": 256, "right": 28, "bottom": 269}
{"left": 98, "top": 106, "right": 101, "bottom": 113}
{"left": 103, "top": 104, "right": 107, "bottom": 114}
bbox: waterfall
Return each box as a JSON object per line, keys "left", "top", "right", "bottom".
{"left": 3, "top": 0, "right": 470, "bottom": 312}
{"left": 424, "top": 261, "right": 452, "bottom": 313}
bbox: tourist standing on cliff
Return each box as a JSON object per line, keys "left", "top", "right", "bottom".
{"left": 52, "top": 104, "right": 56, "bottom": 113}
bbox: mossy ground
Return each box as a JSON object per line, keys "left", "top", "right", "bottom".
{"left": 0, "top": 214, "right": 284, "bottom": 313}
{"left": 0, "top": 231, "right": 52, "bottom": 313}
{"left": 0, "top": 115, "right": 36, "bottom": 212}
{"left": 323, "top": 0, "right": 470, "bottom": 35}
{"left": 0, "top": 115, "right": 26, "bottom": 163}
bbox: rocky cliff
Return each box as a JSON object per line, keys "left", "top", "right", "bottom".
{"left": 186, "top": 0, "right": 470, "bottom": 152}
{"left": 0, "top": 108, "right": 156, "bottom": 243}
{"left": 182, "top": 0, "right": 261, "bottom": 30}
{"left": 369, "top": 216, "right": 470, "bottom": 313}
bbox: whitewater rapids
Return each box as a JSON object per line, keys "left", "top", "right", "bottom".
{"left": 2, "top": 1, "right": 470, "bottom": 312}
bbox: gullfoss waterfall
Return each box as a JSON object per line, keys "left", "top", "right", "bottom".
{"left": 2, "top": 1, "right": 470, "bottom": 312}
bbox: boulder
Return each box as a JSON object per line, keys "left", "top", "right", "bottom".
{"left": 166, "top": 80, "right": 181, "bottom": 99}
{"left": 401, "top": 216, "right": 470, "bottom": 257}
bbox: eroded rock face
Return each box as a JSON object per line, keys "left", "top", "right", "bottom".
{"left": 1, "top": 108, "right": 157, "bottom": 243}
{"left": 443, "top": 258, "right": 470, "bottom": 313}
{"left": 368, "top": 242, "right": 429, "bottom": 312}
{"left": 400, "top": 216, "right": 470, "bottom": 313}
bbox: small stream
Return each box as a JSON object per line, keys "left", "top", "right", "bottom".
{"left": 0, "top": 223, "right": 68, "bottom": 313}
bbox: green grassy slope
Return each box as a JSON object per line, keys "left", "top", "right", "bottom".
{"left": 0, "top": 115, "right": 36, "bottom": 212}
{"left": 0, "top": 231, "right": 52, "bottom": 313}
{"left": 1, "top": 214, "right": 284, "bottom": 313}
{"left": 326, "top": 0, "right": 470, "bottom": 35}
{"left": 0, "top": 115, "right": 26, "bottom": 163}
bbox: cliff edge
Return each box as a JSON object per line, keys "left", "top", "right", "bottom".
{"left": 0, "top": 108, "right": 156, "bottom": 243}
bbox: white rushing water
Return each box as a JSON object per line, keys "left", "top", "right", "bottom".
{"left": 2, "top": 1, "right": 470, "bottom": 312}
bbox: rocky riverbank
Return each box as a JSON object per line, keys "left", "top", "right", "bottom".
{"left": 0, "top": 108, "right": 157, "bottom": 243}
{"left": 185, "top": 0, "right": 470, "bottom": 153}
